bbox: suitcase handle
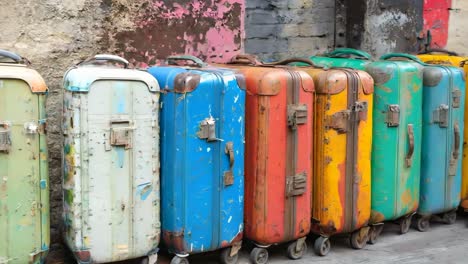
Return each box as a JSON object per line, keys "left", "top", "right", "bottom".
{"left": 454, "top": 123, "right": 460, "bottom": 160}
{"left": 0, "top": 50, "right": 30, "bottom": 64}
{"left": 167, "top": 55, "right": 207, "bottom": 67}
{"left": 326, "top": 48, "right": 372, "bottom": 60}
{"left": 418, "top": 48, "right": 459, "bottom": 56}
{"left": 405, "top": 124, "right": 414, "bottom": 167}
{"left": 380, "top": 53, "right": 424, "bottom": 64}
{"left": 223, "top": 142, "right": 235, "bottom": 186}
{"left": 264, "top": 57, "right": 321, "bottom": 68}
{"left": 228, "top": 54, "right": 263, "bottom": 66}
{"left": 78, "top": 54, "right": 129, "bottom": 68}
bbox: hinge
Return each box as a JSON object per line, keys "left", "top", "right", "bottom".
{"left": 286, "top": 172, "right": 307, "bottom": 197}
{"left": 327, "top": 110, "right": 351, "bottom": 133}
{"left": 109, "top": 120, "right": 133, "bottom": 149}
{"left": 385, "top": 105, "right": 400, "bottom": 127}
{"left": 197, "top": 117, "right": 220, "bottom": 141}
{"left": 453, "top": 90, "right": 461, "bottom": 108}
{"left": 0, "top": 121, "right": 11, "bottom": 154}
{"left": 433, "top": 104, "right": 449, "bottom": 128}
{"left": 287, "top": 104, "right": 308, "bottom": 130}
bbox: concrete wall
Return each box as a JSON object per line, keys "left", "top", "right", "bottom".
{"left": 0, "top": 0, "right": 244, "bottom": 247}
{"left": 447, "top": 0, "right": 468, "bottom": 55}
{"left": 346, "top": 0, "right": 423, "bottom": 57}
{"left": 244, "top": 0, "right": 336, "bottom": 61}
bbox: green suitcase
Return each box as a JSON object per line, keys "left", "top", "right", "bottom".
{"left": 0, "top": 50, "right": 49, "bottom": 264}
{"left": 310, "top": 48, "right": 373, "bottom": 70}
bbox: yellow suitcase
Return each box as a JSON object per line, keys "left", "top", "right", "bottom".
{"left": 418, "top": 51, "right": 468, "bottom": 211}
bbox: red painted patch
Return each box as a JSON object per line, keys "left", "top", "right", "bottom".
{"left": 423, "top": 0, "right": 452, "bottom": 48}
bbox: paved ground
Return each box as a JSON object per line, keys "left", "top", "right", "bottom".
{"left": 157, "top": 217, "right": 468, "bottom": 264}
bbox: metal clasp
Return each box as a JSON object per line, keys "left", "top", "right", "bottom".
{"left": 0, "top": 121, "right": 11, "bottom": 154}
{"left": 197, "top": 117, "right": 221, "bottom": 141}
{"left": 109, "top": 120, "right": 133, "bottom": 149}
{"left": 353, "top": 101, "right": 368, "bottom": 121}
{"left": 453, "top": 90, "right": 461, "bottom": 108}
{"left": 433, "top": 104, "right": 449, "bottom": 128}
{"left": 327, "top": 110, "right": 351, "bottom": 134}
{"left": 287, "top": 104, "right": 308, "bottom": 130}
{"left": 385, "top": 104, "right": 400, "bottom": 127}
{"left": 286, "top": 172, "right": 307, "bottom": 197}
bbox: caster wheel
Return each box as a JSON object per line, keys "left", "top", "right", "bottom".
{"left": 171, "top": 256, "right": 189, "bottom": 264}
{"left": 286, "top": 239, "right": 307, "bottom": 260}
{"left": 443, "top": 211, "right": 457, "bottom": 225}
{"left": 367, "top": 225, "right": 383, "bottom": 245}
{"left": 220, "top": 247, "right": 239, "bottom": 264}
{"left": 140, "top": 257, "right": 149, "bottom": 264}
{"left": 313, "top": 236, "right": 331, "bottom": 256}
{"left": 415, "top": 216, "right": 430, "bottom": 232}
{"left": 350, "top": 229, "right": 368, "bottom": 249}
{"left": 400, "top": 216, "right": 412, "bottom": 234}
{"left": 250, "top": 247, "right": 268, "bottom": 264}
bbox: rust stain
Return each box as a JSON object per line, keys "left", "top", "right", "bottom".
{"left": 162, "top": 230, "right": 186, "bottom": 253}
{"left": 370, "top": 210, "right": 385, "bottom": 223}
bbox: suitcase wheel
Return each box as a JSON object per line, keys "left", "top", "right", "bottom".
{"left": 170, "top": 256, "right": 189, "bottom": 264}
{"left": 350, "top": 228, "right": 368, "bottom": 249}
{"left": 286, "top": 239, "right": 308, "bottom": 260}
{"left": 442, "top": 211, "right": 457, "bottom": 225}
{"left": 313, "top": 236, "right": 331, "bottom": 257}
{"left": 220, "top": 247, "right": 239, "bottom": 264}
{"left": 250, "top": 247, "right": 268, "bottom": 264}
{"left": 414, "top": 215, "right": 430, "bottom": 232}
{"left": 399, "top": 216, "right": 412, "bottom": 234}
{"left": 367, "top": 224, "right": 384, "bottom": 244}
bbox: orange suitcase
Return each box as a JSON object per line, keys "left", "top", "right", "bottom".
{"left": 217, "top": 55, "right": 314, "bottom": 263}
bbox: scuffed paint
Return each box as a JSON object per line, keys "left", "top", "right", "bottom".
{"left": 113, "top": 0, "right": 245, "bottom": 66}
{"left": 423, "top": 0, "right": 451, "bottom": 48}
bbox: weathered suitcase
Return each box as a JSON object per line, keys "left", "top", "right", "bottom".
{"left": 418, "top": 50, "right": 468, "bottom": 213}
{"left": 413, "top": 54, "right": 466, "bottom": 231}
{"left": 0, "top": 50, "right": 49, "bottom": 264}
{"left": 310, "top": 48, "right": 373, "bottom": 70}
{"left": 366, "top": 54, "right": 423, "bottom": 240}
{"left": 270, "top": 58, "right": 374, "bottom": 256}
{"left": 218, "top": 55, "right": 314, "bottom": 263}
{"left": 147, "top": 56, "right": 245, "bottom": 264}
{"left": 305, "top": 51, "right": 424, "bottom": 241}
{"left": 62, "top": 55, "right": 160, "bottom": 264}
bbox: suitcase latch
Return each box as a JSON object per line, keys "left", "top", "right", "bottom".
{"left": 327, "top": 110, "right": 351, "bottom": 134}
{"left": 109, "top": 120, "right": 133, "bottom": 149}
{"left": 0, "top": 121, "right": 12, "bottom": 154}
{"left": 197, "top": 117, "right": 221, "bottom": 141}
{"left": 288, "top": 104, "right": 308, "bottom": 130}
{"left": 286, "top": 172, "right": 307, "bottom": 197}
{"left": 433, "top": 104, "right": 449, "bottom": 128}
{"left": 223, "top": 142, "right": 235, "bottom": 187}
{"left": 353, "top": 101, "right": 368, "bottom": 121}
{"left": 453, "top": 90, "right": 461, "bottom": 108}
{"left": 385, "top": 104, "right": 400, "bottom": 127}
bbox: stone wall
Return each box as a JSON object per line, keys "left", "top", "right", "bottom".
{"left": 244, "top": 0, "right": 337, "bottom": 61}
{"left": 0, "top": 0, "right": 244, "bottom": 246}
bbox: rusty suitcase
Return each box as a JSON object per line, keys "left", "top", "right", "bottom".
{"left": 218, "top": 55, "right": 314, "bottom": 263}
{"left": 148, "top": 56, "right": 246, "bottom": 264}
{"left": 62, "top": 55, "right": 161, "bottom": 263}
{"left": 271, "top": 58, "right": 374, "bottom": 255}
{"left": 0, "top": 50, "right": 49, "bottom": 264}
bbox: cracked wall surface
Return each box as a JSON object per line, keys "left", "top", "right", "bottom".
{"left": 0, "top": 0, "right": 245, "bottom": 247}
{"left": 244, "top": 0, "right": 336, "bottom": 61}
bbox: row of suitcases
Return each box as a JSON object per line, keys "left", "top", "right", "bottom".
{"left": 0, "top": 48, "right": 467, "bottom": 264}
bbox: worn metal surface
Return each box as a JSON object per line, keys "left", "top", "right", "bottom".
{"left": 367, "top": 56, "right": 423, "bottom": 223}
{"left": 419, "top": 54, "right": 468, "bottom": 211}
{"left": 147, "top": 64, "right": 245, "bottom": 255}
{"left": 423, "top": 0, "right": 452, "bottom": 48}
{"left": 297, "top": 67, "right": 373, "bottom": 236}
{"left": 0, "top": 63, "right": 49, "bottom": 264}
{"left": 62, "top": 63, "right": 160, "bottom": 263}
{"left": 416, "top": 58, "right": 466, "bottom": 215}
{"left": 219, "top": 63, "right": 314, "bottom": 245}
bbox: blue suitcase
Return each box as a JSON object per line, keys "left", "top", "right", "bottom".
{"left": 147, "top": 56, "right": 246, "bottom": 264}
{"left": 415, "top": 59, "right": 466, "bottom": 231}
